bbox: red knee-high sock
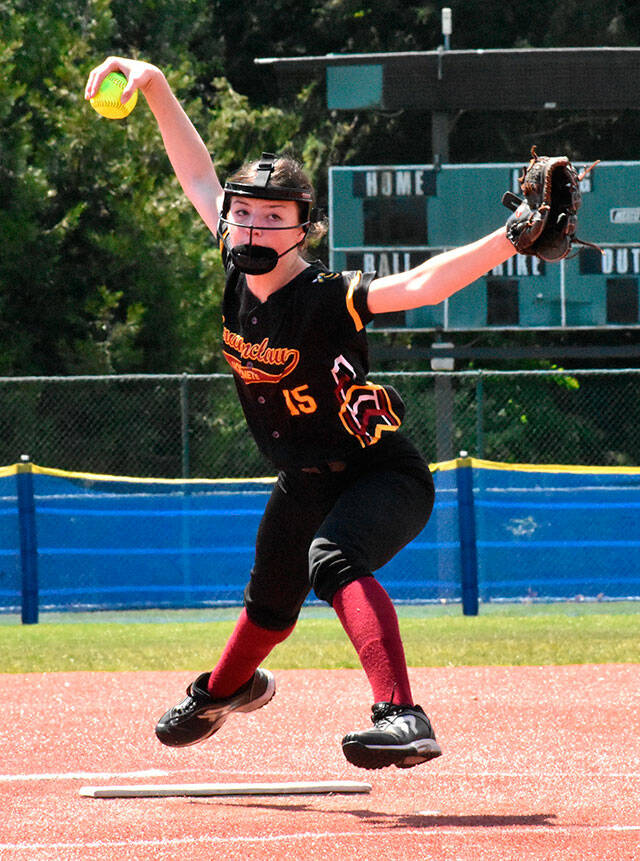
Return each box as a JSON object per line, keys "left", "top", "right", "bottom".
{"left": 207, "top": 608, "right": 294, "bottom": 698}
{"left": 332, "top": 577, "right": 413, "bottom": 705}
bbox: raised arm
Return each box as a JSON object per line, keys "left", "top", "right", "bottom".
{"left": 367, "top": 227, "right": 515, "bottom": 315}
{"left": 85, "top": 57, "right": 223, "bottom": 234}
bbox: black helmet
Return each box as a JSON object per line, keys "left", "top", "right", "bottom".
{"left": 221, "top": 152, "right": 314, "bottom": 221}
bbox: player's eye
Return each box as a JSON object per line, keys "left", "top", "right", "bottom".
{"left": 230, "top": 207, "right": 251, "bottom": 223}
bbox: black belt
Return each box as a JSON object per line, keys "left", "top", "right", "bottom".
{"left": 301, "top": 460, "right": 347, "bottom": 474}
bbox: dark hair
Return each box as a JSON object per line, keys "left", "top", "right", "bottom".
{"left": 228, "top": 154, "right": 327, "bottom": 251}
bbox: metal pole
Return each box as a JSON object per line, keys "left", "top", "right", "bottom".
{"left": 560, "top": 257, "right": 567, "bottom": 327}
{"left": 432, "top": 112, "right": 450, "bottom": 166}
{"left": 434, "top": 375, "right": 454, "bottom": 461}
{"left": 180, "top": 374, "right": 190, "bottom": 479}
{"left": 475, "top": 373, "right": 485, "bottom": 458}
{"left": 431, "top": 343, "right": 455, "bottom": 462}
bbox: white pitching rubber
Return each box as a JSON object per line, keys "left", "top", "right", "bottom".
{"left": 80, "top": 780, "right": 372, "bottom": 798}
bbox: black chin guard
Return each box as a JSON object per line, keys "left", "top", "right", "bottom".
{"left": 229, "top": 244, "right": 280, "bottom": 275}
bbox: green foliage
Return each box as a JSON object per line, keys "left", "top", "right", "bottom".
{"left": 2, "top": 0, "right": 640, "bottom": 376}
{"left": 0, "top": 2, "right": 290, "bottom": 374}
{"left": 205, "top": 78, "right": 301, "bottom": 174}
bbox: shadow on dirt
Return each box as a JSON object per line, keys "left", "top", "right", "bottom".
{"left": 199, "top": 799, "right": 557, "bottom": 830}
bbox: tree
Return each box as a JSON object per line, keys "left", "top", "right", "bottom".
{"left": 2, "top": 0, "right": 640, "bottom": 375}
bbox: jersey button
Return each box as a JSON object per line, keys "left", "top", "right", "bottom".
{"left": 271, "top": 431, "right": 280, "bottom": 439}
{"left": 251, "top": 316, "right": 258, "bottom": 325}
{"left": 246, "top": 361, "right": 253, "bottom": 369}
{"left": 257, "top": 396, "right": 266, "bottom": 404}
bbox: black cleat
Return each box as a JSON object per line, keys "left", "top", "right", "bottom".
{"left": 155, "top": 669, "right": 275, "bottom": 747}
{"left": 341, "top": 702, "right": 442, "bottom": 770}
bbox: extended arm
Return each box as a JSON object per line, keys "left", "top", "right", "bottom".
{"left": 85, "top": 58, "right": 223, "bottom": 234}
{"left": 366, "top": 227, "right": 515, "bottom": 314}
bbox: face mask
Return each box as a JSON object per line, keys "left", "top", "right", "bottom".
{"left": 221, "top": 152, "right": 315, "bottom": 275}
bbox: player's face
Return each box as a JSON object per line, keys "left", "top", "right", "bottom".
{"left": 226, "top": 197, "right": 305, "bottom": 252}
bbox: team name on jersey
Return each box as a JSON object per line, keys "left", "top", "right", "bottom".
{"left": 222, "top": 325, "right": 300, "bottom": 385}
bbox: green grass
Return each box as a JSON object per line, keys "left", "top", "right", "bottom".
{"left": 0, "top": 603, "right": 638, "bottom": 673}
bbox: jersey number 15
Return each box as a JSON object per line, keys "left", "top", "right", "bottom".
{"left": 282, "top": 385, "right": 318, "bottom": 416}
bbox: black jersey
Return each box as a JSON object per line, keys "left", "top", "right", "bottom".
{"left": 220, "top": 241, "right": 405, "bottom": 469}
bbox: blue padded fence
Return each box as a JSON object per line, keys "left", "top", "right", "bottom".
{"left": 1, "top": 459, "right": 639, "bottom": 622}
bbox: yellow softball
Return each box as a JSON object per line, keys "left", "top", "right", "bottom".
{"left": 90, "top": 71, "right": 138, "bottom": 120}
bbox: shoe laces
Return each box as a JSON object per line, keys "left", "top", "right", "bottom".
{"left": 173, "top": 697, "right": 195, "bottom": 716}
{"left": 174, "top": 680, "right": 209, "bottom": 715}
{"left": 371, "top": 702, "right": 403, "bottom": 724}
{"left": 174, "top": 689, "right": 202, "bottom": 715}
{"left": 371, "top": 702, "right": 425, "bottom": 725}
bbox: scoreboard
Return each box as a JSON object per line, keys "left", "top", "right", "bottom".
{"left": 328, "top": 161, "right": 640, "bottom": 330}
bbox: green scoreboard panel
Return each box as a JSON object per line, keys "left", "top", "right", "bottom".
{"left": 329, "top": 162, "right": 640, "bottom": 330}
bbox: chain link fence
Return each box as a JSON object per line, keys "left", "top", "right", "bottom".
{"left": 0, "top": 370, "right": 638, "bottom": 478}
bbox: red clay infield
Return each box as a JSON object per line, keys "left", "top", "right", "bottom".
{"left": 1, "top": 665, "right": 639, "bottom": 860}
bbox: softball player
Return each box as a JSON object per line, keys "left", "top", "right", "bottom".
{"left": 86, "top": 58, "right": 517, "bottom": 770}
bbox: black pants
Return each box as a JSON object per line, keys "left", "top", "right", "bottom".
{"left": 244, "top": 433, "right": 435, "bottom": 630}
